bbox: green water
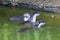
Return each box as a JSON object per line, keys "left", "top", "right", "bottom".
{"left": 0, "top": 6, "right": 60, "bottom": 40}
